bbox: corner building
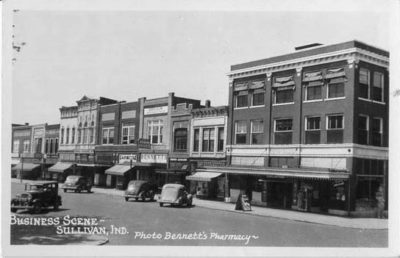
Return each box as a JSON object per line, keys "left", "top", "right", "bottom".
{"left": 200, "top": 41, "right": 389, "bottom": 217}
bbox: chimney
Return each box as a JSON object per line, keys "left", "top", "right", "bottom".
{"left": 295, "top": 43, "right": 323, "bottom": 51}
{"left": 205, "top": 100, "right": 211, "bottom": 108}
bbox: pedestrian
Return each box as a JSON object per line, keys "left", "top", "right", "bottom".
{"left": 375, "top": 186, "right": 385, "bottom": 219}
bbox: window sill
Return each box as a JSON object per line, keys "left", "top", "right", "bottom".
{"left": 325, "top": 97, "right": 345, "bottom": 101}
{"left": 372, "top": 100, "right": 386, "bottom": 105}
{"left": 272, "top": 102, "right": 295, "bottom": 106}
{"left": 234, "top": 107, "right": 249, "bottom": 110}
{"left": 249, "top": 105, "right": 266, "bottom": 108}
{"left": 358, "top": 97, "right": 371, "bottom": 102}
{"left": 303, "top": 99, "right": 323, "bottom": 103}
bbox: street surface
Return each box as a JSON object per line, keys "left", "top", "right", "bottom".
{"left": 10, "top": 182, "right": 387, "bottom": 246}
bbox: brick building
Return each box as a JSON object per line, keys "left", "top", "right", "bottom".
{"left": 198, "top": 40, "right": 389, "bottom": 217}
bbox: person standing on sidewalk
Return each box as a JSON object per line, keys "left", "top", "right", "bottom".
{"left": 375, "top": 185, "right": 385, "bottom": 219}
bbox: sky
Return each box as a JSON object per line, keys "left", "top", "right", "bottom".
{"left": 10, "top": 9, "right": 391, "bottom": 125}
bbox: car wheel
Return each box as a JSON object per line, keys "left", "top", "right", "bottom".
{"left": 64, "top": 189, "right": 67, "bottom": 193}
{"left": 125, "top": 197, "right": 129, "bottom": 202}
{"left": 135, "top": 198, "right": 138, "bottom": 201}
{"left": 76, "top": 188, "right": 81, "bottom": 193}
{"left": 11, "top": 208, "right": 17, "bottom": 213}
{"left": 54, "top": 203, "right": 59, "bottom": 211}
{"left": 32, "top": 203, "right": 42, "bottom": 214}
{"left": 159, "top": 203, "right": 163, "bottom": 207}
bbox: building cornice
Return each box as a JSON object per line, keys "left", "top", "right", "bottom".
{"left": 227, "top": 48, "right": 389, "bottom": 79}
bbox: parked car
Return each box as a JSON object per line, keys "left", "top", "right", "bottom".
{"left": 124, "top": 180, "right": 158, "bottom": 202}
{"left": 11, "top": 181, "right": 62, "bottom": 213}
{"left": 61, "top": 175, "right": 92, "bottom": 193}
{"left": 158, "top": 183, "right": 193, "bottom": 207}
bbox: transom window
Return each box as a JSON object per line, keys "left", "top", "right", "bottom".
{"left": 102, "top": 127, "right": 114, "bottom": 145}
{"left": 122, "top": 125, "right": 135, "bottom": 144}
{"left": 148, "top": 120, "right": 163, "bottom": 144}
{"left": 235, "top": 121, "right": 247, "bottom": 144}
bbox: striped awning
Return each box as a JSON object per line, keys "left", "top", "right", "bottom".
{"left": 12, "top": 163, "right": 40, "bottom": 172}
{"left": 186, "top": 172, "right": 222, "bottom": 182}
{"left": 105, "top": 165, "right": 132, "bottom": 176}
{"left": 48, "top": 162, "right": 74, "bottom": 173}
{"left": 197, "top": 167, "right": 350, "bottom": 180}
{"left": 325, "top": 68, "right": 346, "bottom": 79}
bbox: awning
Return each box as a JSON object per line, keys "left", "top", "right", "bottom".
{"left": 303, "top": 71, "right": 323, "bottom": 82}
{"left": 325, "top": 68, "right": 345, "bottom": 79}
{"left": 105, "top": 165, "right": 132, "bottom": 176}
{"left": 248, "top": 81, "right": 265, "bottom": 90}
{"left": 197, "top": 167, "right": 350, "bottom": 180}
{"left": 48, "top": 162, "right": 74, "bottom": 173}
{"left": 186, "top": 172, "right": 223, "bottom": 182}
{"left": 11, "top": 159, "right": 20, "bottom": 166}
{"left": 12, "top": 163, "right": 40, "bottom": 172}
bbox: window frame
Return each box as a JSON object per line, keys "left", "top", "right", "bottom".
{"left": 304, "top": 83, "right": 323, "bottom": 101}
{"left": 102, "top": 127, "right": 115, "bottom": 145}
{"left": 251, "top": 90, "right": 265, "bottom": 107}
{"left": 372, "top": 71, "right": 384, "bottom": 102}
{"left": 371, "top": 117, "right": 383, "bottom": 146}
{"left": 235, "top": 93, "right": 248, "bottom": 108}
{"left": 359, "top": 68, "right": 370, "bottom": 99}
{"left": 174, "top": 128, "right": 188, "bottom": 152}
{"left": 193, "top": 128, "right": 200, "bottom": 152}
{"left": 235, "top": 121, "right": 247, "bottom": 144}
{"left": 148, "top": 120, "right": 164, "bottom": 144}
{"left": 274, "top": 88, "right": 294, "bottom": 105}
{"left": 217, "top": 127, "right": 225, "bottom": 152}
{"left": 326, "top": 81, "right": 345, "bottom": 99}
{"left": 326, "top": 114, "right": 344, "bottom": 130}
{"left": 274, "top": 118, "right": 293, "bottom": 132}
{"left": 202, "top": 128, "right": 215, "bottom": 152}
{"left": 358, "top": 115, "right": 369, "bottom": 145}
{"left": 121, "top": 125, "right": 136, "bottom": 145}
{"left": 250, "top": 120, "right": 264, "bottom": 145}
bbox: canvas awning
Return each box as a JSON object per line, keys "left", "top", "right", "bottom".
{"left": 12, "top": 163, "right": 40, "bottom": 172}
{"left": 325, "top": 68, "right": 346, "bottom": 79}
{"left": 48, "top": 162, "right": 74, "bottom": 173}
{"left": 105, "top": 165, "right": 132, "bottom": 176}
{"left": 197, "top": 167, "right": 350, "bottom": 180}
{"left": 186, "top": 172, "right": 223, "bottom": 182}
{"left": 273, "top": 76, "right": 295, "bottom": 88}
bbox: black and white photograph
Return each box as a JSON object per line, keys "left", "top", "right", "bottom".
{"left": 2, "top": 0, "right": 400, "bottom": 257}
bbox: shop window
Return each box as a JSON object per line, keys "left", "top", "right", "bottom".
{"left": 274, "top": 119, "right": 293, "bottom": 144}
{"left": 23, "top": 140, "right": 30, "bottom": 153}
{"left": 252, "top": 90, "right": 265, "bottom": 106}
{"left": 60, "top": 128, "right": 64, "bottom": 144}
{"left": 235, "top": 92, "right": 248, "bottom": 108}
{"left": 326, "top": 115, "right": 344, "bottom": 143}
{"left": 251, "top": 120, "right": 264, "bottom": 144}
{"left": 356, "top": 178, "right": 381, "bottom": 200}
{"left": 371, "top": 118, "right": 383, "bottom": 146}
{"left": 148, "top": 120, "right": 163, "bottom": 144}
{"left": 217, "top": 127, "right": 225, "bottom": 152}
{"left": 359, "top": 68, "right": 370, "bottom": 99}
{"left": 373, "top": 72, "right": 384, "bottom": 102}
{"left": 355, "top": 158, "right": 385, "bottom": 175}
{"left": 193, "top": 128, "right": 199, "bottom": 152}
{"left": 235, "top": 121, "right": 247, "bottom": 144}
{"left": 202, "top": 128, "right": 215, "bottom": 152}
{"left": 102, "top": 127, "right": 114, "bottom": 145}
{"left": 174, "top": 128, "right": 188, "bottom": 152}
{"left": 122, "top": 125, "right": 135, "bottom": 144}
{"left": 71, "top": 128, "right": 75, "bottom": 144}
{"left": 358, "top": 115, "right": 369, "bottom": 145}
{"left": 305, "top": 116, "right": 320, "bottom": 144}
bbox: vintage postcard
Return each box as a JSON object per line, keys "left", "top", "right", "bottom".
{"left": 2, "top": 0, "right": 400, "bottom": 257}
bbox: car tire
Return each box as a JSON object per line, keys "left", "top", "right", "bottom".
{"left": 54, "top": 203, "right": 59, "bottom": 211}
{"left": 64, "top": 189, "right": 67, "bottom": 193}
{"left": 125, "top": 197, "right": 129, "bottom": 202}
{"left": 135, "top": 198, "right": 138, "bottom": 201}
{"left": 159, "top": 203, "right": 163, "bottom": 207}
{"left": 32, "top": 203, "right": 42, "bottom": 214}
{"left": 11, "top": 208, "right": 17, "bottom": 213}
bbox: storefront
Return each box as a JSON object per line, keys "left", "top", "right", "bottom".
{"left": 186, "top": 172, "right": 224, "bottom": 199}
{"left": 12, "top": 163, "right": 41, "bottom": 180}
{"left": 47, "top": 162, "right": 75, "bottom": 182}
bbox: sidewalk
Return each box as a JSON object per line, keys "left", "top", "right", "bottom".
{"left": 92, "top": 186, "right": 388, "bottom": 230}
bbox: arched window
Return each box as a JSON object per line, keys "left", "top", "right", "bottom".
{"left": 66, "top": 128, "right": 70, "bottom": 144}
{"left": 71, "top": 127, "right": 75, "bottom": 144}
{"left": 61, "top": 128, "right": 64, "bottom": 144}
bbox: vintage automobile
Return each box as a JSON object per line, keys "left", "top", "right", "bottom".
{"left": 158, "top": 183, "right": 193, "bottom": 207}
{"left": 124, "top": 180, "right": 158, "bottom": 202}
{"left": 61, "top": 175, "right": 92, "bottom": 193}
{"left": 11, "top": 181, "right": 62, "bottom": 214}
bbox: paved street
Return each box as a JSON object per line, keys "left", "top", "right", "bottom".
{"left": 10, "top": 182, "right": 387, "bottom": 247}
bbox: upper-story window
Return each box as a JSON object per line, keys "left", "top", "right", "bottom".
{"left": 60, "top": 128, "right": 64, "bottom": 144}
{"left": 273, "top": 76, "right": 295, "bottom": 104}
{"left": 371, "top": 118, "right": 383, "bottom": 146}
{"left": 327, "top": 114, "right": 344, "bottom": 143}
{"left": 174, "top": 128, "right": 188, "bottom": 152}
{"left": 13, "top": 140, "right": 19, "bottom": 153}
{"left": 304, "top": 71, "right": 323, "bottom": 101}
{"left": 71, "top": 128, "right": 75, "bottom": 144}
{"left": 274, "top": 119, "right": 293, "bottom": 144}
{"left": 193, "top": 128, "right": 200, "bottom": 152}
{"left": 252, "top": 89, "right": 265, "bottom": 106}
{"left": 235, "top": 91, "right": 248, "bottom": 108}
{"left": 326, "top": 68, "right": 345, "bottom": 99}
{"left": 305, "top": 116, "right": 321, "bottom": 144}
{"left": 234, "top": 79, "right": 265, "bottom": 108}
{"left": 23, "top": 140, "right": 30, "bottom": 153}
{"left": 251, "top": 120, "right": 264, "bottom": 144}
{"left": 217, "top": 127, "right": 225, "bottom": 152}
{"left": 235, "top": 121, "right": 247, "bottom": 144}
{"left": 358, "top": 115, "right": 369, "bottom": 145}
{"left": 122, "top": 125, "right": 135, "bottom": 144}
{"left": 202, "top": 128, "right": 215, "bottom": 152}
{"left": 102, "top": 127, "right": 114, "bottom": 145}
{"left": 148, "top": 120, "right": 163, "bottom": 144}
{"left": 55, "top": 138, "right": 58, "bottom": 153}
{"left": 373, "top": 72, "right": 384, "bottom": 102}
{"left": 89, "top": 128, "right": 94, "bottom": 143}
{"left": 66, "top": 128, "right": 70, "bottom": 144}
{"left": 77, "top": 129, "right": 82, "bottom": 144}
{"left": 359, "top": 68, "right": 370, "bottom": 99}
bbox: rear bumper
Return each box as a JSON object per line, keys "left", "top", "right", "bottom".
{"left": 62, "top": 186, "right": 78, "bottom": 190}
{"left": 11, "top": 205, "right": 33, "bottom": 209}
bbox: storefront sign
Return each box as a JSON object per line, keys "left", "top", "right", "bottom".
{"left": 119, "top": 154, "right": 137, "bottom": 164}
{"left": 141, "top": 153, "right": 167, "bottom": 164}
{"left": 169, "top": 158, "right": 187, "bottom": 162}
{"left": 138, "top": 138, "right": 151, "bottom": 149}
{"left": 144, "top": 106, "right": 168, "bottom": 115}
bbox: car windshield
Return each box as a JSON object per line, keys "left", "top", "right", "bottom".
{"left": 127, "top": 182, "right": 143, "bottom": 192}
{"left": 28, "top": 185, "right": 44, "bottom": 191}
{"left": 162, "top": 187, "right": 179, "bottom": 200}
{"left": 65, "top": 177, "right": 79, "bottom": 183}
